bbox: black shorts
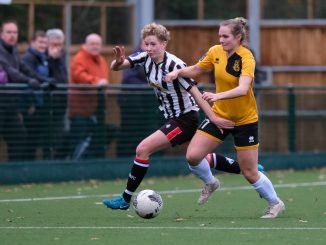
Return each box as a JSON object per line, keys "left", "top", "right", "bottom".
{"left": 159, "top": 111, "right": 199, "bottom": 146}
{"left": 197, "top": 119, "right": 259, "bottom": 150}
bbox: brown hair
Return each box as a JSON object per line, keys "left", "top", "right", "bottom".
{"left": 141, "top": 22, "right": 171, "bottom": 42}
{"left": 32, "top": 30, "right": 46, "bottom": 41}
{"left": 220, "top": 17, "right": 249, "bottom": 48}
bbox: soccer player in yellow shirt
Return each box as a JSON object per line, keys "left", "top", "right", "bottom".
{"left": 165, "top": 17, "right": 285, "bottom": 218}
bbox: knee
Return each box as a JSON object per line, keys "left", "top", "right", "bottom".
{"left": 135, "top": 142, "right": 149, "bottom": 158}
{"left": 241, "top": 167, "right": 260, "bottom": 183}
{"left": 186, "top": 151, "right": 201, "bottom": 166}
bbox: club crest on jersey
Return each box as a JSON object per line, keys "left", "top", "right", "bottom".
{"left": 233, "top": 60, "right": 241, "bottom": 72}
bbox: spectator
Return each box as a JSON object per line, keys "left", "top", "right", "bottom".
{"left": 68, "top": 33, "right": 109, "bottom": 160}
{"left": 21, "top": 30, "right": 50, "bottom": 160}
{"left": 117, "top": 40, "right": 160, "bottom": 156}
{"left": 46, "top": 28, "right": 67, "bottom": 84}
{"left": 0, "top": 20, "right": 53, "bottom": 161}
{"left": 0, "top": 63, "right": 8, "bottom": 84}
{"left": 46, "top": 28, "right": 69, "bottom": 159}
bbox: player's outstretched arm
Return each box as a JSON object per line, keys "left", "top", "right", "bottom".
{"left": 164, "top": 64, "right": 205, "bottom": 82}
{"left": 110, "top": 46, "right": 131, "bottom": 71}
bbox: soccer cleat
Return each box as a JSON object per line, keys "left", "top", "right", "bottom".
{"left": 258, "top": 163, "right": 264, "bottom": 173}
{"left": 198, "top": 178, "right": 220, "bottom": 205}
{"left": 103, "top": 196, "right": 130, "bottom": 210}
{"left": 261, "top": 199, "right": 285, "bottom": 218}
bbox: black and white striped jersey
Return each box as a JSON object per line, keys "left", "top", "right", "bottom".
{"left": 127, "top": 51, "right": 199, "bottom": 119}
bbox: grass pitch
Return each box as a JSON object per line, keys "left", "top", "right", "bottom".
{"left": 0, "top": 169, "right": 326, "bottom": 245}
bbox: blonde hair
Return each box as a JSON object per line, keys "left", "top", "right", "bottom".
{"left": 141, "top": 22, "right": 171, "bottom": 42}
{"left": 220, "top": 17, "right": 249, "bottom": 48}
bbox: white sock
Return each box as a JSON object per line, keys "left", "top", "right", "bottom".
{"left": 188, "top": 158, "right": 216, "bottom": 184}
{"left": 252, "top": 172, "right": 279, "bottom": 206}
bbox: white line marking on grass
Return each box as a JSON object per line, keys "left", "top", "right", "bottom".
{"left": 0, "top": 181, "right": 326, "bottom": 203}
{"left": 0, "top": 226, "right": 325, "bottom": 230}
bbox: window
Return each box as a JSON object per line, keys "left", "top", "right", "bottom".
{"left": 262, "top": 0, "right": 326, "bottom": 19}
{"left": 155, "top": 0, "right": 198, "bottom": 19}
{"left": 204, "top": 0, "right": 246, "bottom": 19}
{"left": 35, "top": 5, "right": 63, "bottom": 31}
{"left": 106, "top": 6, "right": 132, "bottom": 45}
{"left": 72, "top": 6, "right": 100, "bottom": 44}
{"left": 155, "top": 0, "right": 246, "bottom": 20}
{"left": 314, "top": 0, "right": 326, "bottom": 18}
{"left": 0, "top": 4, "right": 28, "bottom": 42}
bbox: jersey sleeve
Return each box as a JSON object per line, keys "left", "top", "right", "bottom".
{"left": 175, "top": 62, "right": 196, "bottom": 91}
{"left": 127, "top": 51, "right": 147, "bottom": 68}
{"left": 197, "top": 47, "right": 215, "bottom": 71}
{"left": 241, "top": 52, "right": 256, "bottom": 78}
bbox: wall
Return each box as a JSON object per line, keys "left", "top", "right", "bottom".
{"left": 163, "top": 25, "right": 326, "bottom": 85}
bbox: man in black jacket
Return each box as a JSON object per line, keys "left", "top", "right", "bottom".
{"left": 46, "top": 29, "right": 67, "bottom": 85}
{"left": 46, "top": 28, "right": 69, "bottom": 159}
{"left": 21, "top": 30, "right": 50, "bottom": 160}
{"left": 0, "top": 20, "right": 54, "bottom": 161}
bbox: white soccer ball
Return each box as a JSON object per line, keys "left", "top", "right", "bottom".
{"left": 133, "top": 189, "right": 163, "bottom": 219}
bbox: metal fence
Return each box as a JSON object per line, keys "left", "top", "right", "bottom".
{"left": 0, "top": 83, "right": 325, "bottom": 163}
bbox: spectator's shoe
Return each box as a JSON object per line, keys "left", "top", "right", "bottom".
{"left": 261, "top": 199, "right": 285, "bottom": 218}
{"left": 258, "top": 163, "right": 264, "bottom": 173}
{"left": 103, "top": 196, "right": 130, "bottom": 210}
{"left": 198, "top": 178, "right": 220, "bottom": 205}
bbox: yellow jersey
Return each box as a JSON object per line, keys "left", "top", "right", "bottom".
{"left": 197, "top": 45, "right": 258, "bottom": 126}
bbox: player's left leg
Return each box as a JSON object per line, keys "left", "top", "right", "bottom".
{"left": 234, "top": 122, "right": 284, "bottom": 218}
{"left": 237, "top": 148, "right": 285, "bottom": 218}
{"left": 103, "top": 130, "right": 171, "bottom": 210}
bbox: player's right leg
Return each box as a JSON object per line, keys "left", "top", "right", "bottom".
{"left": 103, "top": 130, "right": 171, "bottom": 210}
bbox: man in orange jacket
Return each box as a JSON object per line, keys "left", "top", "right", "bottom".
{"left": 68, "top": 33, "right": 109, "bottom": 160}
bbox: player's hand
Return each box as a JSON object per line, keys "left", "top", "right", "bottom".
{"left": 210, "top": 116, "right": 235, "bottom": 134}
{"left": 164, "top": 70, "right": 179, "bottom": 82}
{"left": 113, "top": 46, "right": 125, "bottom": 66}
{"left": 202, "top": 91, "right": 220, "bottom": 102}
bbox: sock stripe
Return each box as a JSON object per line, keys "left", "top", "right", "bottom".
{"left": 208, "top": 153, "right": 214, "bottom": 168}
{"left": 209, "top": 153, "right": 217, "bottom": 169}
{"left": 134, "top": 157, "right": 149, "bottom": 167}
{"left": 213, "top": 154, "right": 217, "bottom": 168}
{"left": 124, "top": 189, "right": 134, "bottom": 196}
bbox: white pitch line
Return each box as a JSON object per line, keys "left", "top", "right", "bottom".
{"left": 0, "top": 226, "right": 325, "bottom": 230}
{"left": 0, "top": 181, "right": 326, "bottom": 203}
